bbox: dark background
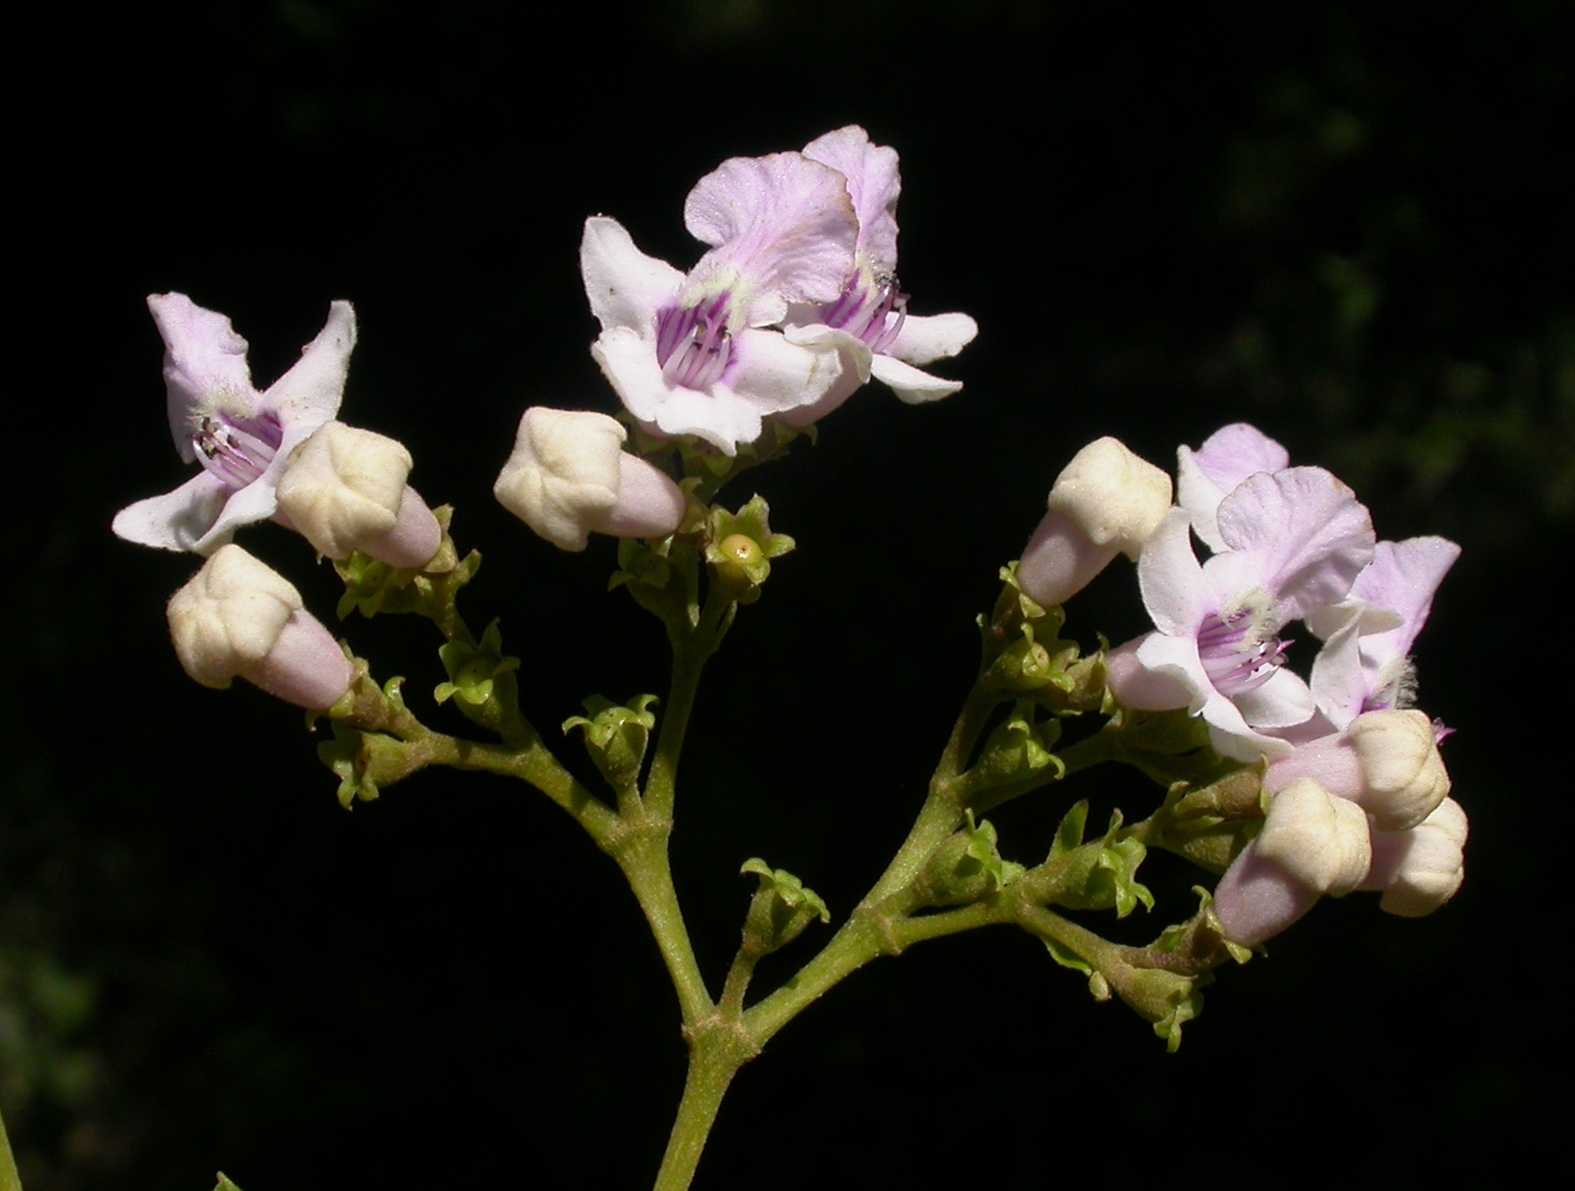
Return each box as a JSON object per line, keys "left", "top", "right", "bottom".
{"left": 5, "top": 1, "right": 1570, "bottom": 1187}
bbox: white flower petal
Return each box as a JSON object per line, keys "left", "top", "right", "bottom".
{"left": 590, "top": 326, "right": 674, "bottom": 426}
{"left": 260, "top": 301, "right": 356, "bottom": 429}
{"left": 774, "top": 324, "right": 870, "bottom": 429}
{"left": 113, "top": 471, "right": 231, "bottom": 552}
{"left": 884, "top": 311, "right": 978, "bottom": 367}
{"left": 580, "top": 216, "right": 686, "bottom": 333}
{"left": 1137, "top": 509, "right": 1210, "bottom": 637}
{"left": 1176, "top": 425, "right": 1289, "bottom": 553}
{"left": 1350, "top": 535, "right": 1462, "bottom": 669}
{"left": 1213, "top": 467, "right": 1375, "bottom": 620}
{"left": 727, "top": 327, "right": 848, "bottom": 416}
{"left": 651, "top": 385, "right": 763, "bottom": 455}
{"left": 869, "top": 352, "right": 964, "bottom": 404}
{"left": 1232, "top": 667, "right": 1317, "bottom": 729}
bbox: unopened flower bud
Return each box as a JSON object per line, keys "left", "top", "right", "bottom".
{"left": 275, "top": 422, "right": 442, "bottom": 569}
{"left": 1212, "top": 778, "right": 1371, "bottom": 946}
{"left": 167, "top": 545, "right": 353, "bottom": 709}
{"left": 1265, "top": 709, "right": 1450, "bottom": 832}
{"left": 1017, "top": 437, "right": 1172, "bottom": 607}
{"left": 494, "top": 408, "right": 685, "bottom": 551}
{"left": 1362, "top": 797, "right": 1468, "bottom": 917}
{"left": 1256, "top": 779, "right": 1372, "bottom": 896}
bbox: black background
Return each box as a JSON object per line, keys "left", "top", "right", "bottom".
{"left": 5, "top": 2, "right": 1570, "bottom": 1187}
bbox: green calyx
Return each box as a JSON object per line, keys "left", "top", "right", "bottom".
{"left": 563, "top": 694, "right": 660, "bottom": 795}
{"left": 435, "top": 619, "right": 519, "bottom": 708}
{"left": 1147, "top": 765, "right": 1268, "bottom": 873}
{"left": 318, "top": 720, "right": 401, "bottom": 808}
{"left": 739, "top": 859, "right": 830, "bottom": 958}
{"left": 1038, "top": 801, "right": 1154, "bottom": 918}
{"left": 706, "top": 496, "right": 794, "bottom": 602}
{"left": 979, "top": 566, "right": 1106, "bottom": 711}
{"left": 334, "top": 505, "right": 475, "bottom": 620}
{"left": 918, "top": 811, "right": 1026, "bottom": 907}
{"left": 968, "top": 701, "right": 1065, "bottom": 799}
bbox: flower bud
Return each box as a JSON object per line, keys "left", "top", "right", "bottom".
{"left": 1211, "top": 778, "right": 1371, "bottom": 946}
{"left": 494, "top": 407, "right": 685, "bottom": 551}
{"left": 1347, "top": 710, "right": 1451, "bottom": 830}
{"left": 1017, "top": 437, "right": 1172, "bottom": 607}
{"left": 1256, "top": 778, "right": 1372, "bottom": 896}
{"left": 1362, "top": 797, "right": 1468, "bottom": 917}
{"left": 1265, "top": 709, "right": 1450, "bottom": 832}
{"left": 275, "top": 421, "right": 442, "bottom": 569}
{"left": 167, "top": 545, "right": 353, "bottom": 709}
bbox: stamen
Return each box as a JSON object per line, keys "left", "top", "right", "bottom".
{"left": 655, "top": 293, "right": 734, "bottom": 391}
{"left": 191, "top": 409, "right": 284, "bottom": 491}
{"left": 819, "top": 274, "right": 910, "bottom": 352}
{"left": 1197, "top": 610, "right": 1291, "bottom": 697}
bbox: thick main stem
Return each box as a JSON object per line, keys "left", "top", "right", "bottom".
{"left": 652, "top": 1029, "right": 751, "bottom": 1191}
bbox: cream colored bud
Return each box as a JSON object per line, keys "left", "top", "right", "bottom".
{"left": 277, "top": 422, "right": 411, "bottom": 558}
{"left": 1045, "top": 436, "right": 1173, "bottom": 561}
{"left": 1347, "top": 709, "right": 1451, "bottom": 832}
{"left": 1256, "top": 778, "right": 1372, "bottom": 898}
{"left": 494, "top": 408, "right": 684, "bottom": 551}
{"left": 168, "top": 546, "right": 302, "bottom": 688}
{"left": 1365, "top": 798, "right": 1468, "bottom": 918}
{"left": 494, "top": 408, "right": 624, "bottom": 551}
{"left": 167, "top": 545, "right": 352, "bottom": 709}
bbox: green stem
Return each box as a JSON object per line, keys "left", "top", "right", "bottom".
{"left": 646, "top": 579, "right": 734, "bottom": 820}
{"left": 644, "top": 638, "right": 708, "bottom": 821}
{"left": 616, "top": 827, "right": 714, "bottom": 1028}
{"left": 716, "top": 950, "right": 755, "bottom": 1020}
{"left": 652, "top": 1026, "right": 753, "bottom": 1191}
{"left": 744, "top": 910, "right": 888, "bottom": 1047}
{"left": 0, "top": 1099, "right": 19, "bottom": 1191}
{"left": 1055, "top": 727, "right": 1123, "bottom": 777}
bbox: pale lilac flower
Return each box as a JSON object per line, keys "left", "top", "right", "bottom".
{"left": 114, "top": 294, "right": 356, "bottom": 555}
{"left": 167, "top": 544, "right": 354, "bottom": 710}
{"left": 494, "top": 408, "right": 686, "bottom": 551}
{"left": 1016, "top": 437, "right": 1172, "bottom": 607}
{"left": 582, "top": 150, "right": 860, "bottom": 454}
{"left": 1306, "top": 536, "right": 1462, "bottom": 730}
{"left": 777, "top": 126, "right": 978, "bottom": 427}
{"left": 1110, "top": 465, "right": 1376, "bottom": 761}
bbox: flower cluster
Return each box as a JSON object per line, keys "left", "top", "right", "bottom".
{"left": 1022, "top": 424, "right": 1465, "bottom": 945}
{"left": 114, "top": 293, "right": 447, "bottom": 706}
{"left": 578, "top": 125, "right": 977, "bottom": 457}
{"left": 495, "top": 125, "right": 975, "bottom": 553}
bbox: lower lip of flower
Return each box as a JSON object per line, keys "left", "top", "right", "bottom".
{"left": 1197, "top": 610, "right": 1291, "bottom": 697}
{"left": 820, "top": 274, "right": 908, "bottom": 353}
{"left": 655, "top": 292, "right": 735, "bottom": 390}
{"left": 192, "top": 408, "right": 285, "bottom": 490}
